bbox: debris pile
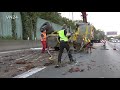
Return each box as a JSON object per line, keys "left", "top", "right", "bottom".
{"left": 44, "top": 62, "right": 53, "bottom": 66}
{"left": 68, "top": 67, "right": 84, "bottom": 73}
{"left": 0, "top": 49, "right": 58, "bottom": 78}
{"left": 15, "top": 61, "right": 27, "bottom": 64}
{"left": 25, "top": 64, "right": 35, "bottom": 71}
{"left": 17, "top": 67, "right": 25, "bottom": 71}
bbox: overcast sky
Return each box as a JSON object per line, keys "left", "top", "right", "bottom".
{"left": 60, "top": 12, "right": 120, "bottom": 36}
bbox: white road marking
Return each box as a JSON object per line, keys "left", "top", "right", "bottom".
{"left": 30, "top": 48, "right": 54, "bottom": 51}
{"left": 0, "top": 49, "right": 30, "bottom": 54}
{"left": 13, "top": 67, "right": 46, "bottom": 78}
{"left": 30, "top": 48, "right": 42, "bottom": 50}
{"left": 0, "top": 48, "right": 54, "bottom": 54}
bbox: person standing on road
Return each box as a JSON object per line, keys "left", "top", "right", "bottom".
{"left": 104, "top": 39, "right": 106, "bottom": 46}
{"left": 40, "top": 29, "right": 47, "bottom": 53}
{"left": 101, "top": 38, "right": 106, "bottom": 47}
{"left": 83, "top": 37, "right": 93, "bottom": 53}
{"left": 55, "top": 24, "right": 75, "bottom": 68}
{"left": 87, "top": 39, "right": 93, "bottom": 53}
{"left": 83, "top": 37, "right": 90, "bottom": 53}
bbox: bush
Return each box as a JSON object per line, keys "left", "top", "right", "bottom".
{"left": 0, "top": 36, "right": 15, "bottom": 40}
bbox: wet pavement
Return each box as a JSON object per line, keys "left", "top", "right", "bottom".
{"left": 1, "top": 41, "right": 120, "bottom": 78}
{"left": 0, "top": 49, "right": 57, "bottom": 78}
{"left": 27, "top": 42, "right": 120, "bottom": 78}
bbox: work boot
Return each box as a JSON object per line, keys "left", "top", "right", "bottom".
{"left": 69, "top": 59, "right": 76, "bottom": 64}
{"left": 55, "top": 62, "right": 61, "bottom": 68}
{"left": 72, "top": 60, "right": 76, "bottom": 63}
{"left": 55, "top": 65, "right": 60, "bottom": 68}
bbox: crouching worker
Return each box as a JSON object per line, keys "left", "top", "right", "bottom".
{"left": 55, "top": 25, "right": 75, "bottom": 68}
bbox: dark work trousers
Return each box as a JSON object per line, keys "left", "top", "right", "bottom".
{"left": 58, "top": 41, "right": 73, "bottom": 63}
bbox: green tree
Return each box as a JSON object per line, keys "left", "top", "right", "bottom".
{"left": 115, "top": 35, "right": 120, "bottom": 39}
{"left": 20, "top": 12, "right": 79, "bottom": 40}
{"left": 20, "top": 12, "right": 38, "bottom": 40}
{"left": 94, "top": 28, "right": 105, "bottom": 40}
{"left": 11, "top": 12, "right": 16, "bottom": 39}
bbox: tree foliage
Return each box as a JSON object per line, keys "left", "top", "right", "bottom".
{"left": 20, "top": 12, "right": 38, "bottom": 40}
{"left": 11, "top": 12, "right": 17, "bottom": 40}
{"left": 20, "top": 12, "right": 107, "bottom": 41}
{"left": 20, "top": 12, "right": 76, "bottom": 40}
{"left": 37, "top": 12, "right": 76, "bottom": 29}
{"left": 114, "top": 35, "right": 120, "bottom": 39}
{"left": 94, "top": 28, "right": 105, "bottom": 40}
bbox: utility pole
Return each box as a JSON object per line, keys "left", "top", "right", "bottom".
{"left": 72, "top": 12, "right": 73, "bottom": 21}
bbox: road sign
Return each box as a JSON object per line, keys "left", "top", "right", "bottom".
{"left": 107, "top": 31, "right": 117, "bottom": 35}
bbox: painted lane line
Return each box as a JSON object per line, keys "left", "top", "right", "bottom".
{"left": 30, "top": 48, "right": 53, "bottom": 50}
{"left": 0, "top": 47, "right": 51, "bottom": 54}
{"left": 13, "top": 67, "right": 46, "bottom": 78}
{"left": 0, "top": 49, "right": 30, "bottom": 54}
{"left": 0, "top": 47, "right": 49, "bottom": 54}
{"left": 30, "top": 48, "right": 42, "bottom": 50}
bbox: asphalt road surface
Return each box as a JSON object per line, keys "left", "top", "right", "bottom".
{"left": 26, "top": 41, "right": 120, "bottom": 78}
{"left": 108, "top": 41, "right": 120, "bottom": 51}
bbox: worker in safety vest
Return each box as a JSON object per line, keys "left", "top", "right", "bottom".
{"left": 83, "top": 37, "right": 91, "bottom": 53}
{"left": 55, "top": 24, "right": 75, "bottom": 68}
{"left": 40, "top": 29, "right": 47, "bottom": 53}
{"left": 86, "top": 38, "right": 92, "bottom": 53}
{"left": 103, "top": 39, "right": 106, "bottom": 46}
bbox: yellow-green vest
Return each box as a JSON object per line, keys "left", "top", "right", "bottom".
{"left": 58, "top": 30, "right": 68, "bottom": 41}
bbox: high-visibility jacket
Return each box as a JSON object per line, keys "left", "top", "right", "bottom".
{"left": 58, "top": 30, "right": 68, "bottom": 42}
{"left": 85, "top": 37, "right": 87, "bottom": 42}
{"left": 83, "top": 37, "right": 90, "bottom": 44}
{"left": 88, "top": 39, "right": 90, "bottom": 42}
{"left": 83, "top": 37, "right": 87, "bottom": 43}
{"left": 40, "top": 32, "right": 46, "bottom": 41}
